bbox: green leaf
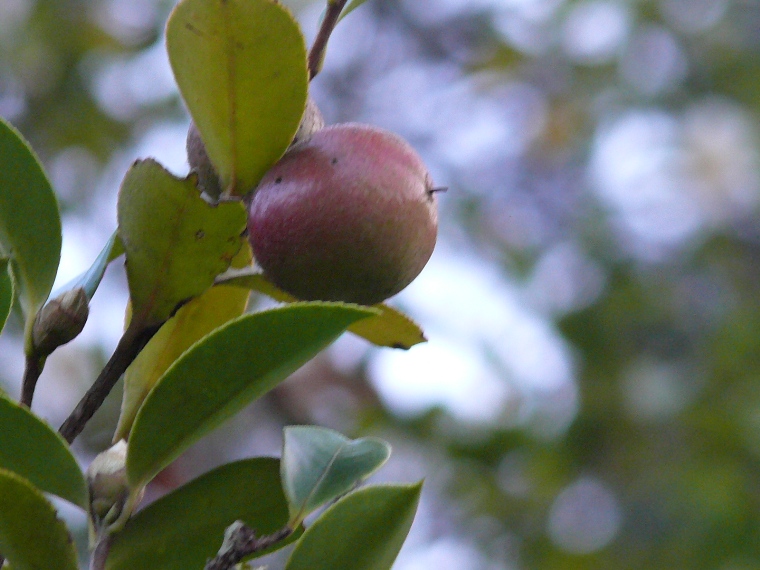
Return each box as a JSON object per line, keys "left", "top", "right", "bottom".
{"left": 0, "top": 396, "right": 87, "bottom": 509}
{"left": 115, "top": 284, "right": 250, "bottom": 441}
{"left": 126, "top": 303, "right": 376, "bottom": 487}
{"left": 0, "top": 117, "right": 61, "bottom": 344}
{"left": 117, "top": 159, "right": 247, "bottom": 329}
{"left": 0, "top": 468, "right": 79, "bottom": 570}
{"left": 106, "top": 458, "right": 299, "bottom": 570}
{"left": 282, "top": 426, "right": 391, "bottom": 526}
{"left": 338, "top": 0, "right": 371, "bottom": 22}
{"left": 285, "top": 483, "right": 422, "bottom": 570}
{"left": 53, "top": 232, "right": 123, "bottom": 301}
{"left": 0, "top": 258, "right": 13, "bottom": 336}
{"left": 115, "top": 244, "right": 252, "bottom": 441}
{"left": 217, "top": 270, "right": 427, "bottom": 349}
{"left": 166, "top": 0, "right": 308, "bottom": 195}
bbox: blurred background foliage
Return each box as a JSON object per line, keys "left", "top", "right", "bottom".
{"left": 2, "top": 0, "right": 760, "bottom": 568}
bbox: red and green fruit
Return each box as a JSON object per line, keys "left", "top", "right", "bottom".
{"left": 247, "top": 123, "right": 439, "bottom": 306}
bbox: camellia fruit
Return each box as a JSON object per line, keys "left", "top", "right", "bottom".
{"left": 247, "top": 123, "right": 439, "bottom": 306}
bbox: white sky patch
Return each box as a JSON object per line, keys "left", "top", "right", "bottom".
{"left": 369, "top": 244, "right": 576, "bottom": 429}
{"left": 370, "top": 335, "right": 510, "bottom": 424}
{"left": 87, "top": 39, "right": 177, "bottom": 122}
{"left": 591, "top": 103, "right": 760, "bottom": 258}
{"left": 561, "top": 0, "right": 630, "bottom": 65}
{"left": 395, "top": 537, "right": 499, "bottom": 570}
{"left": 591, "top": 109, "right": 703, "bottom": 256}
{"left": 133, "top": 120, "right": 191, "bottom": 177}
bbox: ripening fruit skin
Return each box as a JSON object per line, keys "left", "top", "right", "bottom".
{"left": 248, "top": 123, "right": 438, "bottom": 306}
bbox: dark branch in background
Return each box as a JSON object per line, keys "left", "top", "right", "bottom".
{"left": 59, "top": 322, "right": 160, "bottom": 444}
{"left": 204, "top": 522, "right": 293, "bottom": 570}
{"left": 308, "top": 0, "right": 349, "bottom": 80}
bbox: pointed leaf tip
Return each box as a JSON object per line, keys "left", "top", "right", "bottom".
{"left": 282, "top": 426, "right": 391, "bottom": 525}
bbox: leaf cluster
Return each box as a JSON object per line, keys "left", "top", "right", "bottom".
{"left": 0, "top": 0, "right": 425, "bottom": 568}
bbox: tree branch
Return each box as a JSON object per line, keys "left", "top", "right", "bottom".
{"left": 204, "top": 522, "right": 293, "bottom": 570}
{"left": 308, "top": 0, "right": 349, "bottom": 80}
{"left": 58, "top": 322, "right": 160, "bottom": 444}
{"left": 20, "top": 354, "right": 44, "bottom": 408}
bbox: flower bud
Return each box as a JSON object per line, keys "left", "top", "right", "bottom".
{"left": 86, "top": 440, "right": 130, "bottom": 525}
{"left": 32, "top": 287, "right": 89, "bottom": 356}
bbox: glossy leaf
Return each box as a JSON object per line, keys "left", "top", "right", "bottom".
{"left": 127, "top": 303, "right": 376, "bottom": 487}
{"left": 0, "top": 259, "right": 12, "bottom": 336}
{"left": 117, "top": 159, "right": 247, "bottom": 329}
{"left": 115, "top": 243, "right": 252, "bottom": 441}
{"left": 0, "top": 117, "right": 61, "bottom": 342}
{"left": 0, "top": 396, "right": 87, "bottom": 509}
{"left": 217, "top": 270, "right": 426, "bottom": 348}
{"left": 166, "top": 0, "right": 308, "bottom": 195}
{"left": 114, "top": 284, "right": 250, "bottom": 441}
{"left": 285, "top": 483, "right": 422, "bottom": 570}
{"left": 282, "top": 426, "right": 391, "bottom": 526}
{"left": 106, "top": 458, "right": 299, "bottom": 569}
{"left": 52, "top": 232, "right": 123, "bottom": 300}
{"left": 0, "top": 469, "right": 79, "bottom": 570}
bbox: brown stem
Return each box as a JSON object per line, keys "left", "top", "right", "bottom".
{"left": 20, "top": 354, "right": 44, "bottom": 408}
{"left": 59, "top": 322, "right": 160, "bottom": 444}
{"left": 308, "top": 0, "right": 349, "bottom": 80}
{"left": 204, "top": 522, "right": 293, "bottom": 570}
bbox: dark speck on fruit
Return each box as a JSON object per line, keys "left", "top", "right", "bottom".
{"left": 275, "top": 177, "right": 283, "bottom": 184}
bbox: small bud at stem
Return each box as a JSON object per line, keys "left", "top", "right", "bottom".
{"left": 32, "top": 287, "right": 89, "bottom": 356}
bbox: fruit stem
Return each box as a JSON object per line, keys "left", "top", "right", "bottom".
{"left": 428, "top": 186, "right": 448, "bottom": 195}
{"left": 308, "top": 0, "right": 349, "bottom": 80}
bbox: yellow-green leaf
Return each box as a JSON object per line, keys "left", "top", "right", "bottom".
{"left": 116, "top": 159, "right": 247, "bottom": 329}
{"left": 217, "top": 270, "right": 427, "bottom": 349}
{"left": 167, "top": 0, "right": 308, "bottom": 195}
{"left": 115, "top": 284, "right": 250, "bottom": 441}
